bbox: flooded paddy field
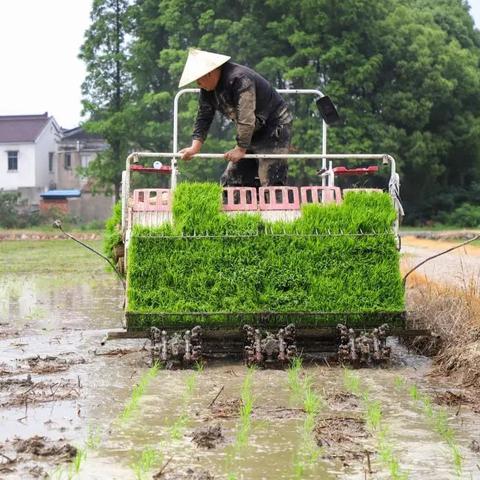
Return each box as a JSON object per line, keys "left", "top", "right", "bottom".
{"left": 1, "top": 238, "right": 480, "bottom": 479}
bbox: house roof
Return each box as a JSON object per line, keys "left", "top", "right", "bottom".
{"left": 61, "top": 126, "right": 104, "bottom": 142}
{"left": 0, "top": 113, "right": 52, "bottom": 143}
{"left": 40, "top": 189, "right": 81, "bottom": 199}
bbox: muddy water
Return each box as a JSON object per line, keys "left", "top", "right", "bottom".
{"left": 81, "top": 358, "right": 480, "bottom": 480}
{"left": 1, "top": 240, "right": 480, "bottom": 479}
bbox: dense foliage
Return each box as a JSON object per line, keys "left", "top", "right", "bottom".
{"left": 103, "top": 201, "right": 123, "bottom": 259}
{"left": 0, "top": 191, "right": 40, "bottom": 228}
{"left": 126, "top": 184, "right": 404, "bottom": 328}
{"left": 81, "top": 0, "right": 480, "bottom": 224}
{"left": 79, "top": 0, "right": 134, "bottom": 201}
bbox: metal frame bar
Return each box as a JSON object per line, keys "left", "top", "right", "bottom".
{"left": 172, "top": 88, "right": 328, "bottom": 189}
{"left": 121, "top": 87, "right": 400, "bottom": 236}
{"left": 123, "top": 151, "right": 397, "bottom": 235}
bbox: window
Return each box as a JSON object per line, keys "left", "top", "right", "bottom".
{"left": 81, "top": 154, "right": 90, "bottom": 168}
{"left": 48, "top": 152, "right": 54, "bottom": 173}
{"left": 64, "top": 152, "right": 71, "bottom": 170}
{"left": 7, "top": 151, "right": 18, "bottom": 171}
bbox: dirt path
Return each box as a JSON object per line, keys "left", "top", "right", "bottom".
{"left": 402, "top": 235, "right": 480, "bottom": 289}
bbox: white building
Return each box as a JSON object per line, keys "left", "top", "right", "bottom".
{"left": 0, "top": 113, "right": 60, "bottom": 204}
{"left": 0, "top": 114, "right": 113, "bottom": 221}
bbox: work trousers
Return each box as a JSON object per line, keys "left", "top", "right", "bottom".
{"left": 220, "top": 122, "right": 292, "bottom": 187}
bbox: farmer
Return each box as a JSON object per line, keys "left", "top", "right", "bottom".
{"left": 178, "top": 48, "right": 292, "bottom": 187}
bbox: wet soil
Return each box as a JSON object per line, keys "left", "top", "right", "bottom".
{"left": 191, "top": 424, "right": 224, "bottom": 449}
{"left": 154, "top": 467, "right": 214, "bottom": 480}
{"left": 0, "top": 377, "right": 79, "bottom": 408}
{"left": 0, "top": 436, "right": 76, "bottom": 478}
{"left": 315, "top": 414, "right": 373, "bottom": 461}
{"left": 2, "top": 239, "right": 480, "bottom": 479}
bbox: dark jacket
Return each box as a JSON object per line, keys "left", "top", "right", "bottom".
{"left": 192, "top": 62, "right": 291, "bottom": 149}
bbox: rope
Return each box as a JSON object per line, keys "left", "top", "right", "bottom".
{"left": 53, "top": 220, "right": 126, "bottom": 289}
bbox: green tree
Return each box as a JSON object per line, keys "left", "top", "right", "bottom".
{"left": 79, "top": 0, "right": 134, "bottom": 200}
{"left": 83, "top": 0, "right": 480, "bottom": 222}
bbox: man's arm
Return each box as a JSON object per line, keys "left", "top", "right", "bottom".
{"left": 192, "top": 91, "right": 215, "bottom": 143}
{"left": 236, "top": 83, "right": 256, "bottom": 149}
{"left": 181, "top": 91, "right": 215, "bottom": 160}
{"left": 224, "top": 78, "right": 256, "bottom": 162}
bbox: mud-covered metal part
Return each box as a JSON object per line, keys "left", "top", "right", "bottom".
{"left": 150, "top": 326, "right": 203, "bottom": 366}
{"left": 243, "top": 323, "right": 297, "bottom": 367}
{"left": 336, "top": 323, "right": 391, "bottom": 366}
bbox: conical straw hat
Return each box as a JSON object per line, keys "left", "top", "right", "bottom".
{"left": 178, "top": 48, "right": 231, "bottom": 88}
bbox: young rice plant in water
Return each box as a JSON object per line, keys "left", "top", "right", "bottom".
{"left": 287, "top": 360, "right": 323, "bottom": 478}
{"left": 406, "top": 382, "right": 462, "bottom": 476}
{"left": 120, "top": 362, "right": 160, "bottom": 421}
{"left": 343, "top": 369, "right": 408, "bottom": 480}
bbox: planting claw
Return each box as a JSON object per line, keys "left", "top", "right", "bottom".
{"left": 243, "top": 323, "right": 297, "bottom": 367}
{"left": 150, "top": 326, "right": 203, "bottom": 367}
{"left": 337, "top": 323, "right": 391, "bottom": 366}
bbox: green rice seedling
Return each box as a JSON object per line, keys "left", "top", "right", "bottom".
{"left": 126, "top": 184, "right": 404, "bottom": 330}
{"left": 408, "top": 384, "right": 420, "bottom": 402}
{"left": 342, "top": 368, "right": 361, "bottom": 395}
{"left": 377, "top": 433, "right": 408, "bottom": 480}
{"left": 48, "top": 425, "right": 102, "bottom": 479}
{"left": 194, "top": 360, "right": 205, "bottom": 372}
{"left": 120, "top": 362, "right": 160, "bottom": 421}
{"left": 224, "top": 368, "right": 256, "bottom": 479}
{"left": 287, "top": 357, "right": 303, "bottom": 398}
{"left": 292, "top": 453, "right": 306, "bottom": 480}
{"left": 103, "top": 201, "right": 123, "bottom": 262}
{"left": 402, "top": 379, "right": 462, "bottom": 476}
{"left": 366, "top": 399, "right": 382, "bottom": 431}
{"left": 344, "top": 374, "right": 408, "bottom": 479}
{"left": 302, "top": 376, "right": 322, "bottom": 416}
{"left": 287, "top": 370, "right": 323, "bottom": 479}
{"left": 85, "top": 425, "right": 101, "bottom": 450}
{"left": 67, "top": 447, "right": 87, "bottom": 478}
{"left": 235, "top": 367, "right": 255, "bottom": 447}
{"left": 131, "top": 447, "right": 160, "bottom": 480}
{"left": 169, "top": 370, "right": 200, "bottom": 440}
{"left": 393, "top": 376, "right": 406, "bottom": 391}
{"left": 170, "top": 411, "right": 190, "bottom": 440}
{"left": 451, "top": 443, "right": 462, "bottom": 477}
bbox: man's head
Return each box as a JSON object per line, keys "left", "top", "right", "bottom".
{"left": 195, "top": 68, "right": 221, "bottom": 91}
{"left": 178, "top": 48, "right": 230, "bottom": 88}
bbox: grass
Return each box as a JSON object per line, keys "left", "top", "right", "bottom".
{"left": 405, "top": 272, "right": 480, "bottom": 385}
{"left": 343, "top": 369, "right": 408, "bottom": 480}
{"left": 127, "top": 183, "right": 404, "bottom": 328}
{"left": 0, "top": 239, "right": 105, "bottom": 274}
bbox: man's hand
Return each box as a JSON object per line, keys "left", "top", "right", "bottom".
{"left": 179, "top": 140, "right": 202, "bottom": 161}
{"left": 224, "top": 146, "right": 247, "bottom": 163}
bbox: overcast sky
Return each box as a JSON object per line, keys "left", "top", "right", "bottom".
{"left": 0, "top": 0, "right": 479, "bottom": 130}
